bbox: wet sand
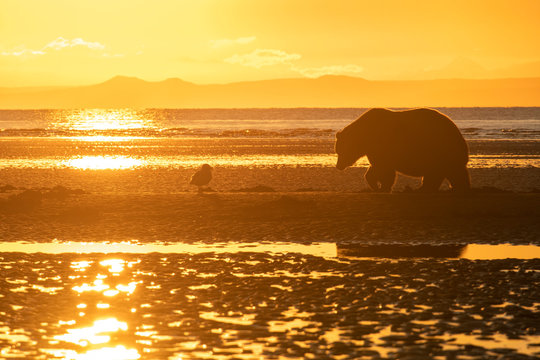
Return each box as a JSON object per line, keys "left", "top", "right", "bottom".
{"left": 0, "top": 137, "right": 538, "bottom": 193}
{"left": 0, "top": 189, "right": 539, "bottom": 245}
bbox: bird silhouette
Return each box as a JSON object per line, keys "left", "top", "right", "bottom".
{"left": 190, "top": 164, "right": 213, "bottom": 192}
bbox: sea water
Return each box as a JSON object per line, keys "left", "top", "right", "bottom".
{"left": 1, "top": 107, "right": 539, "bottom": 139}
{"left": 0, "top": 108, "right": 538, "bottom": 170}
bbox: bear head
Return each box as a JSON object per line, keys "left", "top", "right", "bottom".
{"left": 335, "top": 129, "right": 367, "bottom": 170}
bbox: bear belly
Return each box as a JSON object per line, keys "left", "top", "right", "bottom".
{"left": 395, "top": 165, "right": 430, "bottom": 178}
{"left": 378, "top": 141, "right": 466, "bottom": 178}
{"left": 370, "top": 150, "right": 444, "bottom": 177}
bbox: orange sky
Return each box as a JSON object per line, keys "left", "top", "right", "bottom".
{"left": 1, "top": 0, "right": 539, "bottom": 86}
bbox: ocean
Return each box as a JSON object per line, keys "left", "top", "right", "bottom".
{"left": 1, "top": 107, "right": 540, "bottom": 139}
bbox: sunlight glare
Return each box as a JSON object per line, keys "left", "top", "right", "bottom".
{"left": 73, "top": 279, "right": 109, "bottom": 293}
{"left": 65, "top": 156, "right": 143, "bottom": 170}
{"left": 69, "top": 136, "right": 141, "bottom": 142}
{"left": 103, "top": 289, "right": 120, "bottom": 297}
{"left": 71, "top": 261, "right": 92, "bottom": 271}
{"left": 116, "top": 282, "right": 138, "bottom": 295}
{"left": 100, "top": 259, "right": 125, "bottom": 273}
{"left": 63, "top": 109, "right": 153, "bottom": 131}
{"left": 54, "top": 318, "right": 128, "bottom": 346}
{"left": 44, "top": 345, "right": 140, "bottom": 360}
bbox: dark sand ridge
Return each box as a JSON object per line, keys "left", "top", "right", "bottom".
{"left": 0, "top": 191, "right": 538, "bottom": 245}
{"left": 0, "top": 167, "right": 538, "bottom": 194}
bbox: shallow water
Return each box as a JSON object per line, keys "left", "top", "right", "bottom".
{"left": 1, "top": 241, "right": 540, "bottom": 260}
{"left": 0, "top": 153, "right": 538, "bottom": 170}
{"left": 0, "top": 137, "right": 538, "bottom": 170}
{"left": 1, "top": 248, "right": 539, "bottom": 359}
{"left": 1, "top": 108, "right": 540, "bottom": 140}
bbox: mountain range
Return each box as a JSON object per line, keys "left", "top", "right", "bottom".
{"left": 1, "top": 75, "right": 539, "bottom": 108}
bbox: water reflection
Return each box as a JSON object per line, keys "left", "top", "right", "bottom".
{"left": 36, "top": 258, "right": 142, "bottom": 359}
{"left": 0, "top": 153, "right": 537, "bottom": 169}
{"left": 72, "top": 279, "right": 109, "bottom": 293}
{"left": 337, "top": 244, "right": 466, "bottom": 259}
{"left": 0, "top": 249, "right": 539, "bottom": 359}
{"left": 1, "top": 241, "right": 539, "bottom": 260}
{"left": 43, "top": 345, "right": 140, "bottom": 360}
{"left": 64, "top": 156, "right": 144, "bottom": 170}
{"left": 0, "top": 241, "right": 337, "bottom": 257}
{"left": 69, "top": 136, "right": 142, "bottom": 142}
{"left": 54, "top": 318, "right": 128, "bottom": 346}
{"left": 338, "top": 244, "right": 540, "bottom": 260}
{"left": 57, "top": 109, "right": 155, "bottom": 131}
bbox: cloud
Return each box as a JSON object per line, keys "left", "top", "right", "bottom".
{"left": 223, "top": 48, "right": 363, "bottom": 78}
{"left": 210, "top": 36, "right": 256, "bottom": 48}
{"left": 1, "top": 37, "right": 109, "bottom": 57}
{"left": 225, "top": 49, "right": 301, "bottom": 68}
{"left": 1, "top": 49, "right": 45, "bottom": 56}
{"left": 44, "top": 37, "right": 105, "bottom": 51}
{"left": 293, "top": 64, "right": 364, "bottom": 78}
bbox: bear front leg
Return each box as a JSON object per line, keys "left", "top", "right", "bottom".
{"left": 365, "top": 166, "right": 396, "bottom": 192}
{"left": 378, "top": 168, "right": 396, "bottom": 192}
{"left": 365, "top": 166, "right": 380, "bottom": 191}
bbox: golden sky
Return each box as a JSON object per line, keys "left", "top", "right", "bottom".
{"left": 1, "top": 0, "right": 539, "bottom": 86}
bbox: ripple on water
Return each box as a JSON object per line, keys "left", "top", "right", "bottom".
{"left": 0, "top": 247, "right": 539, "bottom": 359}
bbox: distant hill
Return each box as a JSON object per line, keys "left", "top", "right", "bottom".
{"left": 1, "top": 75, "right": 539, "bottom": 108}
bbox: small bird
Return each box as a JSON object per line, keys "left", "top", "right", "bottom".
{"left": 190, "top": 164, "right": 213, "bottom": 192}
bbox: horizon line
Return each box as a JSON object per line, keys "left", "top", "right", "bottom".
{"left": 4, "top": 74, "right": 540, "bottom": 89}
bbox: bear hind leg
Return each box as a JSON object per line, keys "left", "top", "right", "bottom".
{"left": 365, "top": 166, "right": 395, "bottom": 192}
{"left": 447, "top": 166, "right": 471, "bottom": 193}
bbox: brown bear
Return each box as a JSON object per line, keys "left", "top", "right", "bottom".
{"left": 335, "top": 108, "right": 470, "bottom": 192}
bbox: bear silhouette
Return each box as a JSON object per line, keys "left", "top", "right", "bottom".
{"left": 335, "top": 108, "right": 470, "bottom": 192}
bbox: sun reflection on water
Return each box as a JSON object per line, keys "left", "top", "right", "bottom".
{"left": 65, "top": 156, "right": 144, "bottom": 170}
{"left": 0, "top": 247, "right": 539, "bottom": 359}
{"left": 72, "top": 279, "right": 109, "bottom": 293}
{"left": 69, "top": 136, "right": 142, "bottom": 142}
{"left": 100, "top": 259, "right": 126, "bottom": 274}
{"left": 54, "top": 318, "right": 128, "bottom": 346}
{"left": 37, "top": 258, "right": 145, "bottom": 359}
{"left": 44, "top": 345, "right": 140, "bottom": 360}
{"left": 60, "top": 109, "right": 154, "bottom": 131}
